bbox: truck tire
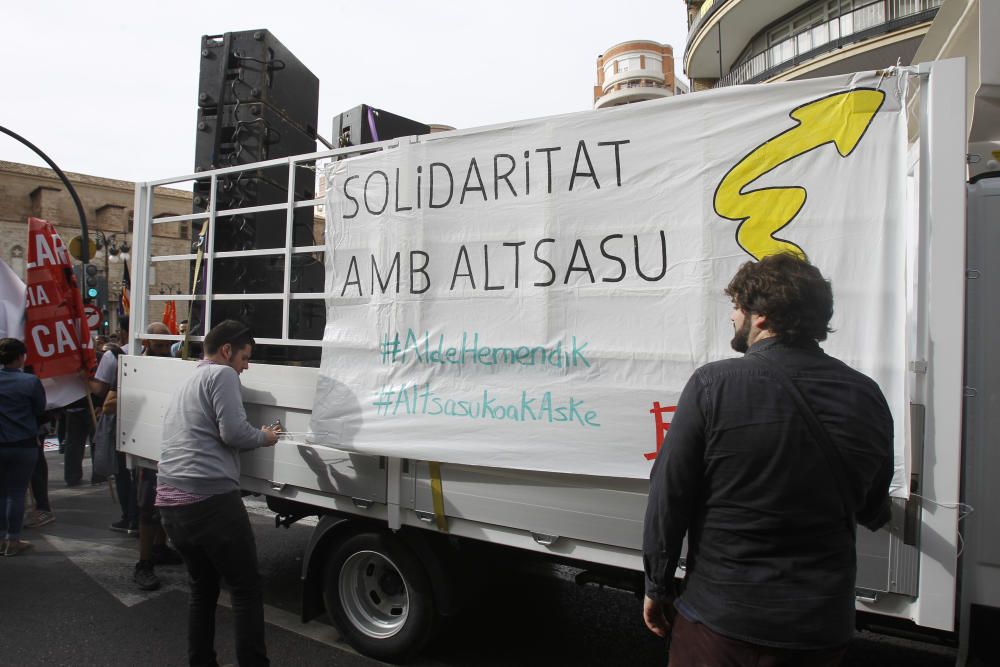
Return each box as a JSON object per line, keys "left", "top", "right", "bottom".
{"left": 322, "top": 531, "right": 437, "bottom": 662}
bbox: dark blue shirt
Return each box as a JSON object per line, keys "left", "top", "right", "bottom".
{"left": 642, "top": 337, "right": 893, "bottom": 649}
{"left": 0, "top": 366, "right": 47, "bottom": 445}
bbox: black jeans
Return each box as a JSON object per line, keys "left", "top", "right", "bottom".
{"left": 116, "top": 453, "right": 137, "bottom": 525}
{"left": 160, "top": 491, "right": 269, "bottom": 667}
{"left": 30, "top": 441, "right": 50, "bottom": 513}
{"left": 62, "top": 404, "right": 91, "bottom": 486}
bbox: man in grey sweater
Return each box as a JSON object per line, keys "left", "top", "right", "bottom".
{"left": 156, "top": 320, "right": 280, "bottom": 667}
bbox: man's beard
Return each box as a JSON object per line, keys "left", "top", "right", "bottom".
{"left": 731, "top": 317, "right": 751, "bottom": 353}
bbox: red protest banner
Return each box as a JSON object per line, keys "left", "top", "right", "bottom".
{"left": 24, "top": 217, "right": 97, "bottom": 379}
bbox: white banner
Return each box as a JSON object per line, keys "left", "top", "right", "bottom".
{"left": 311, "top": 71, "right": 908, "bottom": 491}
{"left": 0, "top": 258, "right": 26, "bottom": 339}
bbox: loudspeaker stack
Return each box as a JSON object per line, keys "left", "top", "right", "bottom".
{"left": 191, "top": 29, "right": 322, "bottom": 360}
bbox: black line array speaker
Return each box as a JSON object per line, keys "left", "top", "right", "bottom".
{"left": 333, "top": 104, "right": 430, "bottom": 149}
{"left": 191, "top": 29, "right": 322, "bottom": 364}
{"left": 197, "top": 30, "right": 318, "bottom": 141}
{"left": 195, "top": 104, "right": 318, "bottom": 174}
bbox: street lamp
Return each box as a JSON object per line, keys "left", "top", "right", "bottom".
{"left": 92, "top": 232, "right": 129, "bottom": 263}
{"left": 88, "top": 232, "right": 131, "bottom": 334}
{"left": 106, "top": 238, "right": 131, "bottom": 264}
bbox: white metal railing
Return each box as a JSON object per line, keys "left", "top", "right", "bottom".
{"left": 129, "top": 139, "right": 417, "bottom": 357}
{"left": 717, "top": 0, "right": 941, "bottom": 88}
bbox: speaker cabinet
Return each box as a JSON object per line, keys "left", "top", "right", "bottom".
{"left": 333, "top": 104, "right": 430, "bottom": 148}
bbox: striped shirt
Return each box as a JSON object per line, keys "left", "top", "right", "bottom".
{"left": 155, "top": 482, "right": 209, "bottom": 507}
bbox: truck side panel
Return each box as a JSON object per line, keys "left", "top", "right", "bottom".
{"left": 119, "top": 355, "right": 650, "bottom": 570}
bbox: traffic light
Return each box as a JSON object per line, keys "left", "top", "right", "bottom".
{"left": 85, "top": 264, "right": 99, "bottom": 300}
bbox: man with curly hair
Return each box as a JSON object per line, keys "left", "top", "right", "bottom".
{"left": 642, "top": 253, "right": 893, "bottom": 666}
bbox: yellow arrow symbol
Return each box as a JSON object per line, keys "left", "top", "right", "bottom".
{"left": 714, "top": 88, "right": 885, "bottom": 261}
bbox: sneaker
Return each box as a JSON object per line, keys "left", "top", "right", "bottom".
{"left": 4, "top": 540, "right": 33, "bottom": 557}
{"left": 151, "top": 544, "right": 184, "bottom": 566}
{"left": 110, "top": 519, "right": 139, "bottom": 536}
{"left": 25, "top": 511, "right": 55, "bottom": 528}
{"left": 134, "top": 561, "right": 161, "bottom": 591}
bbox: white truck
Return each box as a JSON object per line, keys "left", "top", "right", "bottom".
{"left": 118, "top": 54, "right": 998, "bottom": 664}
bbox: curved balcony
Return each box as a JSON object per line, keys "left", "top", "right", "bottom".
{"left": 717, "top": 0, "right": 940, "bottom": 87}
{"left": 602, "top": 65, "right": 666, "bottom": 91}
{"left": 686, "top": 0, "right": 940, "bottom": 84}
{"left": 685, "top": 0, "right": 731, "bottom": 47}
{"left": 594, "top": 83, "right": 672, "bottom": 110}
{"left": 686, "top": 0, "right": 801, "bottom": 80}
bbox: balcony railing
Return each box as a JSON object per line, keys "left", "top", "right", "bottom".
{"left": 620, "top": 80, "right": 666, "bottom": 90}
{"left": 716, "top": 0, "right": 941, "bottom": 88}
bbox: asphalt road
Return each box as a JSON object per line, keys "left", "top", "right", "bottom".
{"left": 1, "top": 450, "right": 959, "bottom": 666}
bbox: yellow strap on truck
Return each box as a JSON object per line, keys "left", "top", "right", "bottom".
{"left": 181, "top": 217, "right": 212, "bottom": 360}
{"left": 428, "top": 462, "right": 448, "bottom": 533}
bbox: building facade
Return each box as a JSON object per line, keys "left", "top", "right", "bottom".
{"left": 684, "top": 0, "right": 942, "bottom": 91}
{"left": 0, "top": 160, "right": 193, "bottom": 335}
{"left": 594, "top": 40, "right": 686, "bottom": 109}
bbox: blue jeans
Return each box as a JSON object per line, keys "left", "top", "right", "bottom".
{"left": 160, "top": 491, "right": 269, "bottom": 667}
{"left": 0, "top": 445, "right": 39, "bottom": 539}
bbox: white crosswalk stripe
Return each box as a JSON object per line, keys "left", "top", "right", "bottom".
{"left": 38, "top": 507, "right": 364, "bottom": 656}
{"left": 43, "top": 534, "right": 187, "bottom": 607}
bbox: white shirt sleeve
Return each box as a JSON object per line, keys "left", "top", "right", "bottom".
{"left": 94, "top": 351, "right": 118, "bottom": 385}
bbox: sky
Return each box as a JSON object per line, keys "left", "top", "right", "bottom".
{"left": 2, "top": 1, "right": 690, "bottom": 183}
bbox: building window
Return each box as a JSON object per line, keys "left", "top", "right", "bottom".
{"left": 854, "top": 2, "right": 887, "bottom": 31}
{"left": 9, "top": 245, "right": 26, "bottom": 281}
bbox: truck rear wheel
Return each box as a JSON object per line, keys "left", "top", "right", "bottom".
{"left": 322, "top": 531, "right": 436, "bottom": 662}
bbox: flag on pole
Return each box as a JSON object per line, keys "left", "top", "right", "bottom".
{"left": 117, "top": 261, "right": 131, "bottom": 332}
{"left": 163, "top": 299, "right": 177, "bottom": 334}
{"left": 24, "top": 217, "right": 97, "bottom": 380}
